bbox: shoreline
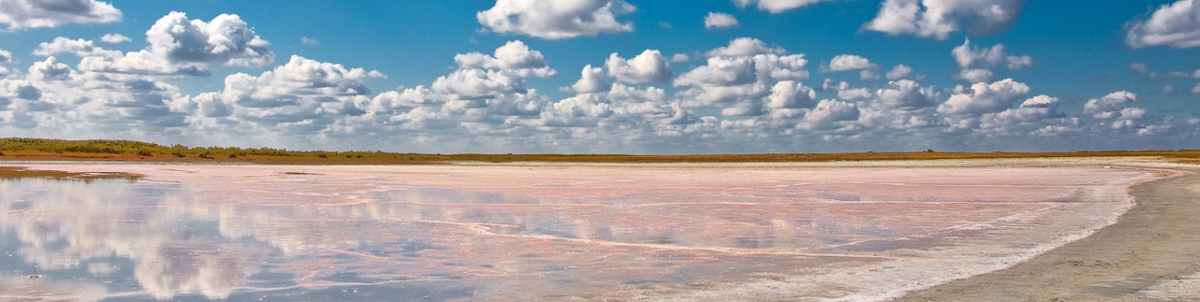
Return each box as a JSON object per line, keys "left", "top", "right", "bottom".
{"left": 896, "top": 166, "right": 1200, "bottom": 301}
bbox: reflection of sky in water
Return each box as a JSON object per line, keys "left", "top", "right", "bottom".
{"left": 0, "top": 165, "right": 1149, "bottom": 301}
{"left": 0, "top": 179, "right": 479, "bottom": 301}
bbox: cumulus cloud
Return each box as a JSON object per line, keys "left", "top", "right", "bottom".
{"left": 207, "top": 55, "right": 384, "bottom": 133}
{"left": 885, "top": 64, "right": 913, "bottom": 80}
{"left": 145, "top": 12, "right": 273, "bottom": 68}
{"left": 300, "top": 36, "right": 319, "bottom": 45}
{"left": 872, "top": 79, "right": 938, "bottom": 110}
{"left": 864, "top": 0, "right": 1028, "bottom": 40}
{"left": 951, "top": 38, "right": 1032, "bottom": 82}
{"left": 29, "top": 56, "right": 76, "bottom": 81}
{"left": 822, "top": 54, "right": 880, "bottom": 81}
{"left": 838, "top": 87, "right": 873, "bottom": 101}
{"left": 766, "top": 81, "right": 816, "bottom": 109}
{"left": 477, "top": 0, "right": 636, "bottom": 39}
{"left": 1126, "top": 0, "right": 1200, "bottom": 48}
{"left": 978, "top": 95, "right": 1075, "bottom": 136}
{"left": 27, "top": 13, "right": 273, "bottom": 81}
{"left": 0, "top": 0, "right": 122, "bottom": 30}
{"left": 705, "top": 12, "right": 739, "bottom": 29}
{"left": 671, "top": 53, "right": 690, "bottom": 62}
{"left": 732, "top": 0, "right": 832, "bottom": 14}
{"left": 826, "top": 54, "right": 875, "bottom": 72}
{"left": 455, "top": 40, "right": 556, "bottom": 77}
{"left": 432, "top": 69, "right": 525, "bottom": 100}
{"left": 674, "top": 56, "right": 758, "bottom": 87}
{"left": 40, "top": 12, "right": 273, "bottom": 80}
{"left": 938, "top": 78, "right": 1030, "bottom": 117}
{"left": 674, "top": 39, "right": 810, "bottom": 117}
{"left": 568, "top": 64, "right": 610, "bottom": 93}
{"left": 0, "top": 49, "right": 11, "bottom": 64}
{"left": 99, "top": 33, "right": 130, "bottom": 43}
{"left": 798, "top": 99, "right": 859, "bottom": 130}
{"left": 33, "top": 36, "right": 119, "bottom": 57}
{"left": 1083, "top": 91, "right": 1137, "bottom": 119}
{"left": 707, "top": 37, "right": 785, "bottom": 57}
{"left": 605, "top": 49, "right": 673, "bottom": 83}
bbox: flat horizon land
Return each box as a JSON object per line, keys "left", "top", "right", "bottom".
{"left": 4, "top": 138, "right": 1200, "bottom": 165}
{"left": 1, "top": 155, "right": 1198, "bottom": 301}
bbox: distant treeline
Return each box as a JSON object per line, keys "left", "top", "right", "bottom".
{"left": 1, "top": 137, "right": 1199, "bottom": 164}
{"left": 0, "top": 137, "right": 403, "bottom": 161}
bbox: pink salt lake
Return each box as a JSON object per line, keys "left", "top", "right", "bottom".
{"left": 0, "top": 162, "right": 1160, "bottom": 301}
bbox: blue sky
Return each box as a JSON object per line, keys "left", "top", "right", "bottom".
{"left": 1, "top": 0, "right": 1199, "bottom": 153}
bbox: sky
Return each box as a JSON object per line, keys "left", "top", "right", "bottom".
{"left": 1, "top": 0, "right": 1199, "bottom": 153}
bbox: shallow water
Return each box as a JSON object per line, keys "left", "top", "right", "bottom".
{"left": 0, "top": 163, "right": 1155, "bottom": 301}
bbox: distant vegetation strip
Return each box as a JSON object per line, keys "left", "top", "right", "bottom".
{"left": 0, "top": 166, "right": 142, "bottom": 182}
{"left": 1, "top": 137, "right": 1199, "bottom": 164}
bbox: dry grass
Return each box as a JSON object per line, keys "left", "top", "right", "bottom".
{"left": 0, "top": 167, "right": 142, "bottom": 182}
{"left": 2, "top": 138, "right": 1200, "bottom": 164}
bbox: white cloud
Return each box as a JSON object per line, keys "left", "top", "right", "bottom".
{"left": 671, "top": 53, "right": 690, "bottom": 62}
{"left": 1129, "top": 63, "right": 1149, "bottom": 74}
{"left": 938, "top": 78, "right": 1030, "bottom": 116}
{"left": 707, "top": 37, "right": 785, "bottom": 57}
{"left": 798, "top": 99, "right": 859, "bottom": 130}
{"left": 1126, "top": 0, "right": 1200, "bottom": 48}
{"left": 958, "top": 69, "right": 994, "bottom": 83}
{"left": 432, "top": 69, "right": 525, "bottom": 100}
{"left": 820, "top": 78, "right": 849, "bottom": 92}
{"left": 454, "top": 40, "right": 556, "bottom": 78}
{"left": 605, "top": 49, "right": 673, "bottom": 83}
{"left": 838, "top": 88, "right": 873, "bottom": 101}
{"left": 569, "top": 64, "right": 610, "bottom": 93}
{"left": 1159, "top": 84, "right": 1178, "bottom": 95}
{"left": 0, "top": 49, "right": 11, "bottom": 64}
{"left": 1083, "top": 91, "right": 1137, "bottom": 119}
{"left": 146, "top": 12, "right": 273, "bottom": 68}
{"left": 733, "top": 0, "right": 832, "bottom": 14}
{"left": 951, "top": 38, "right": 1032, "bottom": 82}
{"left": 33, "top": 37, "right": 120, "bottom": 57}
{"left": 0, "top": 0, "right": 122, "bottom": 30}
{"left": 29, "top": 56, "right": 76, "bottom": 81}
{"left": 705, "top": 12, "right": 739, "bottom": 29}
{"left": 864, "top": 0, "right": 1027, "bottom": 40}
{"left": 766, "top": 80, "right": 816, "bottom": 109}
{"left": 872, "top": 79, "right": 938, "bottom": 110}
{"left": 477, "top": 0, "right": 636, "bottom": 39}
{"left": 826, "top": 54, "right": 876, "bottom": 72}
{"left": 885, "top": 64, "right": 913, "bottom": 80}
{"left": 300, "top": 36, "right": 320, "bottom": 45}
{"left": 207, "top": 55, "right": 384, "bottom": 133}
{"left": 99, "top": 33, "right": 130, "bottom": 44}
{"left": 859, "top": 70, "right": 880, "bottom": 81}
{"left": 674, "top": 56, "right": 757, "bottom": 87}
{"left": 978, "top": 95, "right": 1076, "bottom": 136}
{"left": 29, "top": 13, "right": 273, "bottom": 81}
{"left": 673, "top": 40, "right": 810, "bottom": 117}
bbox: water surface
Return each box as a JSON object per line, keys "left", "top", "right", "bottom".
{"left": 0, "top": 163, "right": 1154, "bottom": 301}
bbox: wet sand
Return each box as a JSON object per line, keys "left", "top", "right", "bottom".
{"left": 898, "top": 167, "right": 1200, "bottom": 301}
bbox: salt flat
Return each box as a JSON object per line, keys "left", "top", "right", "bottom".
{"left": 0, "top": 160, "right": 1171, "bottom": 301}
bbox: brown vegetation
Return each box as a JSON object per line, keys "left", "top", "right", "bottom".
{"left": 0, "top": 166, "right": 142, "bottom": 182}
{"left": 2, "top": 137, "right": 1200, "bottom": 164}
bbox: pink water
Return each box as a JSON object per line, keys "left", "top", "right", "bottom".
{"left": 0, "top": 163, "right": 1157, "bottom": 301}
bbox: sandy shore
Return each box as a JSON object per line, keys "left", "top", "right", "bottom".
{"left": 897, "top": 166, "right": 1200, "bottom": 301}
